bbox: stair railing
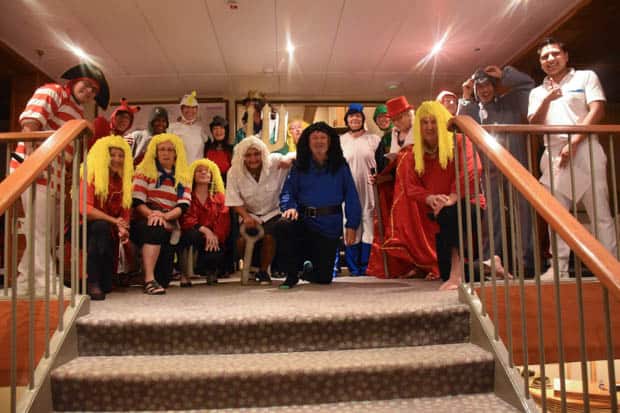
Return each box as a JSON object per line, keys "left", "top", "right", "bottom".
{"left": 0, "top": 120, "right": 92, "bottom": 413}
{"left": 451, "top": 116, "right": 620, "bottom": 413}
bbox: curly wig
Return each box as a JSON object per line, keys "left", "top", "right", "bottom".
{"left": 135, "top": 133, "right": 191, "bottom": 187}
{"left": 231, "top": 136, "right": 271, "bottom": 175}
{"left": 189, "top": 159, "right": 225, "bottom": 196}
{"left": 81, "top": 135, "right": 134, "bottom": 209}
{"left": 295, "top": 121, "right": 345, "bottom": 174}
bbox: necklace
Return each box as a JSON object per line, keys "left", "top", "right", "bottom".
{"left": 424, "top": 145, "right": 438, "bottom": 155}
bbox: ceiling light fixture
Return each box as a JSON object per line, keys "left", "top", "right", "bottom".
{"left": 67, "top": 44, "right": 90, "bottom": 61}
{"left": 286, "top": 40, "right": 295, "bottom": 55}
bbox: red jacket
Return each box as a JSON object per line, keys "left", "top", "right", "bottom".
{"left": 181, "top": 192, "right": 230, "bottom": 244}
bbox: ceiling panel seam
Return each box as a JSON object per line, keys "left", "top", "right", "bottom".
{"left": 134, "top": 0, "right": 180, "bottom": 78}
{"left": 204, "top": 0, "right": 232, "bottom": 95}
{"left": 321, "top": 0, "right": 347, "bottom": 96}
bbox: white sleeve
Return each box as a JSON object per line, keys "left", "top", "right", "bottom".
{"left": 527, "top": 87, "right": 543, "bottom": 120}
{"left": 224, "top": 171, "right": 244, "bottom": 207}
{"left": 584, "top": 70, "right": 606, "bottom": 104}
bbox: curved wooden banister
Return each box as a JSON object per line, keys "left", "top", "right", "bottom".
{"left": 0, "top": 119, "right": 92, "bottom": 215}
{"left": 482, "top": 124, "right": 620, "bottom": 134}
{"left": 0, "top": 131, "right": 54, "bottom": 142}
{"left": 452, "top": 115, "right": 620, "bottom": 301}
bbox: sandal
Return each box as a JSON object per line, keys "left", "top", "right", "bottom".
{"left": 143, "top": 280, "right": 166, "bottom": 295}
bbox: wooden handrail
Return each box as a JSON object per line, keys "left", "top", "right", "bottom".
{"left": 452, "top": 115, "right": 620, "bottom": 301}
{"left": 482, "top": 124, "right": 620, "bottom": 134}
{"left": 0, "top": 120, "right": 92, "bottom": 215}
{"left": 0, "top": 131, "right": 53, "bottom": 142}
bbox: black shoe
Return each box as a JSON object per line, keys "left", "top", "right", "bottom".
{"left": 87, "top": 283, "right": 106, "bottom": 301}
{"left": 255, "top": 270, "right": 272, "bottom": 285}
{"left": 279, "top": 273, "right": 299, "bottom": 289}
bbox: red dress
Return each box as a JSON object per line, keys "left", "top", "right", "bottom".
{"left": 368, "top": 135, "right": 484, "bottom": 278}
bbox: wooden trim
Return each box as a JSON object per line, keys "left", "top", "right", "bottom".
{"left": 0, "top": 131, "right": 53, "bottom": 142}
{"left": 504, "top": 0, "right": 592, "bottom": 67}
{"left": 476, "top": 281, "right": 620, "bottom": 365}
{"left": 452, "top": 115, "right": 620, "bottom": 301}
{"left": 482, "top": 124, "right": 620, "bottom": 134}
{"left": 0, "top": 119, "right": 91, "bottom": 215}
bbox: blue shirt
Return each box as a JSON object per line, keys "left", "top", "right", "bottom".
{"left": 280, "top": 161, "right": 362, "bottom": 238}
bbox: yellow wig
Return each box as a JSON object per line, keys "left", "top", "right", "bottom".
{"left": 189, "top": 159, "right": 225, "bottom": 196}
{"left": 135, "top": 133, "right": 191, "bottom": 187}
{"left": 413, "top": 101, "right": 455, "bottom": 175}
{"left": 286, "top": 119, "right": 309, "bottom": 153}
{"left": 81, "top": 135, "right": 134, "bottom": 209}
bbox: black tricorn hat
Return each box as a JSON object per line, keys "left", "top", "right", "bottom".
{"left": 61, "top": 63, "right": 110, "bottom": 109}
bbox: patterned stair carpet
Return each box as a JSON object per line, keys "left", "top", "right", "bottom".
{"left": 51, "top": 277, "right": 520, "bottom": 412}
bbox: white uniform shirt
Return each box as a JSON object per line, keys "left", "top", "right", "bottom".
{"left": 528, "top": 69, "right": 606, "bottom": 200}
{"left": 225, "top": 153, "right": 288, "bottom": 223}
{"left": 168, "top": 121, "right": 209, "bottom": 163}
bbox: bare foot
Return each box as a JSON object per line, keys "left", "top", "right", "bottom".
{"left": 483, "top": 256, "right": 513, "bottom": 279}
{"left": 403, "top": 268, "right": 418, "bottom": 278}
{"left": 424, "top": 272, "right": 440, "bottom": 281}
{"left": 439, "top": 280, "right": 460, "bottom": 291}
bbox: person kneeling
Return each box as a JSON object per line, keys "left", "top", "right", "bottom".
{"left": 277, "top": 122, "right": 361, "bottom": 289}
{"left": 180, "top": 159, "right": 230, "bottom": 285}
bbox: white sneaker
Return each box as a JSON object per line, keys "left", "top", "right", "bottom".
{"left": 539, "top": 267, "right": 569, "bottom": 281}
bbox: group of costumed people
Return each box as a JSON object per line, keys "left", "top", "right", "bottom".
{"left": 12, "top": 59, "right": 497, "bottom": 298}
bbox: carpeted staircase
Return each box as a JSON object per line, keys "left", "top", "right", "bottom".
{"left": 50, "top": 280, "right": 521, "bottom": 412}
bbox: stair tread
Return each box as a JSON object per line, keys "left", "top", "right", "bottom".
{"left": 54, "top": 393, "right": 519, "bottom": 412}
{"left": 78, "top": 303, "right": 469, "bottom": 325}
{"left": 53, "top": 343, "right": 492, "bottom": 380}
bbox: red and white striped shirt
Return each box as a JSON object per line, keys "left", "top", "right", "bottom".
{"left": 132, "top": 173, "right": 191, "bottom": 212}
{"left": 11, "top": 83, "right": 81, "bottom": 186}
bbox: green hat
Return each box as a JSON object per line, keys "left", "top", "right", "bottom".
{"left": 373, "top": 104, "right": 388, "bottom": 121}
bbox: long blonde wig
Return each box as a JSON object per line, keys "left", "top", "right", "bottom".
{"left": 189, "top": 159, "right": 225, "bottom": 196}
{"left": 135, "top": 133, "right": 191, "bottom": 187}
{"left": 413, "top": 101, "right": 454, "bottom": 175}
{"left": 81, "top": 135, "right": 134, "bottom": 209}
{"left": 286, "top": 119, "right": 309, "bottom": 153}
{"left": 231, "top": 136, "right": 271, "bottom": 176}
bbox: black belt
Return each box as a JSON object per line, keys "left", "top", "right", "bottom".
{"left": 300, "top": 205, "right": 341, "bottom": 218}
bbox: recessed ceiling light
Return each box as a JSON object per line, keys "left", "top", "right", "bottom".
{"left": 286, "top": 40, "right": 295, "bottom": 55}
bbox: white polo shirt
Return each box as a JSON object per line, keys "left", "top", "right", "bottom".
{"left": 225, "top": 153, "right": 288, "bottom": 222}
{"left": 528, "top": 68, "right": 605, "bottom": 149}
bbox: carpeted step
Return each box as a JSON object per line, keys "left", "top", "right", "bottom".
{"left": 54, "top": 393, "right": 520, "bottom": 412}
{"left": 51, "top": 343, "right": 493, "bottom": 411}
{"left": 76, "top": 304, "right": 470, "bottom": 356}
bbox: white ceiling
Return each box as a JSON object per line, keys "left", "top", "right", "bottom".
{"left": 1, "top": 0, "right": 583, "bottom": 104}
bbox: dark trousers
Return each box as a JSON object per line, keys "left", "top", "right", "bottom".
{"left": 86, "top": 220, "right": 116, "bottom": 293}
{"left": 180, "top": 229, "right": 225, "bottom": 274}
{"left": 435, "top": 200, "right": 481, "bottom": 282}
{"left": 276, "top": 219, "right": 340, "bottom": 284}
{"left": 130, "top": 220, "right": 176, "bottom": 288}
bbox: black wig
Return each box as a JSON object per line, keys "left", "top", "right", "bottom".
{"left": 295, "top": 121, "right": 346, "bottom": 174}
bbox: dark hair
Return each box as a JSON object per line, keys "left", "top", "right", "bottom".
{"left": 295, "top": 122, "right": 346, "bottom": 174}
{"left": 537, "top": 37, "right": 566, "bottom": 56}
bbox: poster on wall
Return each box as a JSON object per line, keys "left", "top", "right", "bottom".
{"left": 99, "top": 99, "right": 228, "bottom": 135}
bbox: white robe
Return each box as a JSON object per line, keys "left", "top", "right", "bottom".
{"left": 340, "top": 131, "right": 381, "bottom": 244}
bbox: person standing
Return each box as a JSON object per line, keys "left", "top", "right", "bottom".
{"left": 12, "top": 63, "right": 110, "bottom": 295}
{"left": 168, "top": 91, "right": 209, "bottom": 163}
{"left": 339, "top": 103, "right": 381, "bottom": 276}
{"left": 528, "top": 37, "right": 616, "bottom": 278}
{"left": 125, "top": 106, "right": 169, "bottom": 165}
{"left": 458, "top": 64, "right": 535, "bottom": 275}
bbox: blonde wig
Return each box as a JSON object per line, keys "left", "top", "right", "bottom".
{"left": 413, "top": 101, "right": 454, "bottom": 175}
{"left": 286, "top": 119, "right": 309, "bottom": 153}
{"left": 135, "top": 133, "right": 191, "bottom": 187}
{"left": 189, "top": 159, "right": 225, "bottom": 196}
{"left": 81, "top": 135, "right": 134, "bottom": 209}
{"left": 231, "top": 136, "right": 271, "bottom": 176}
